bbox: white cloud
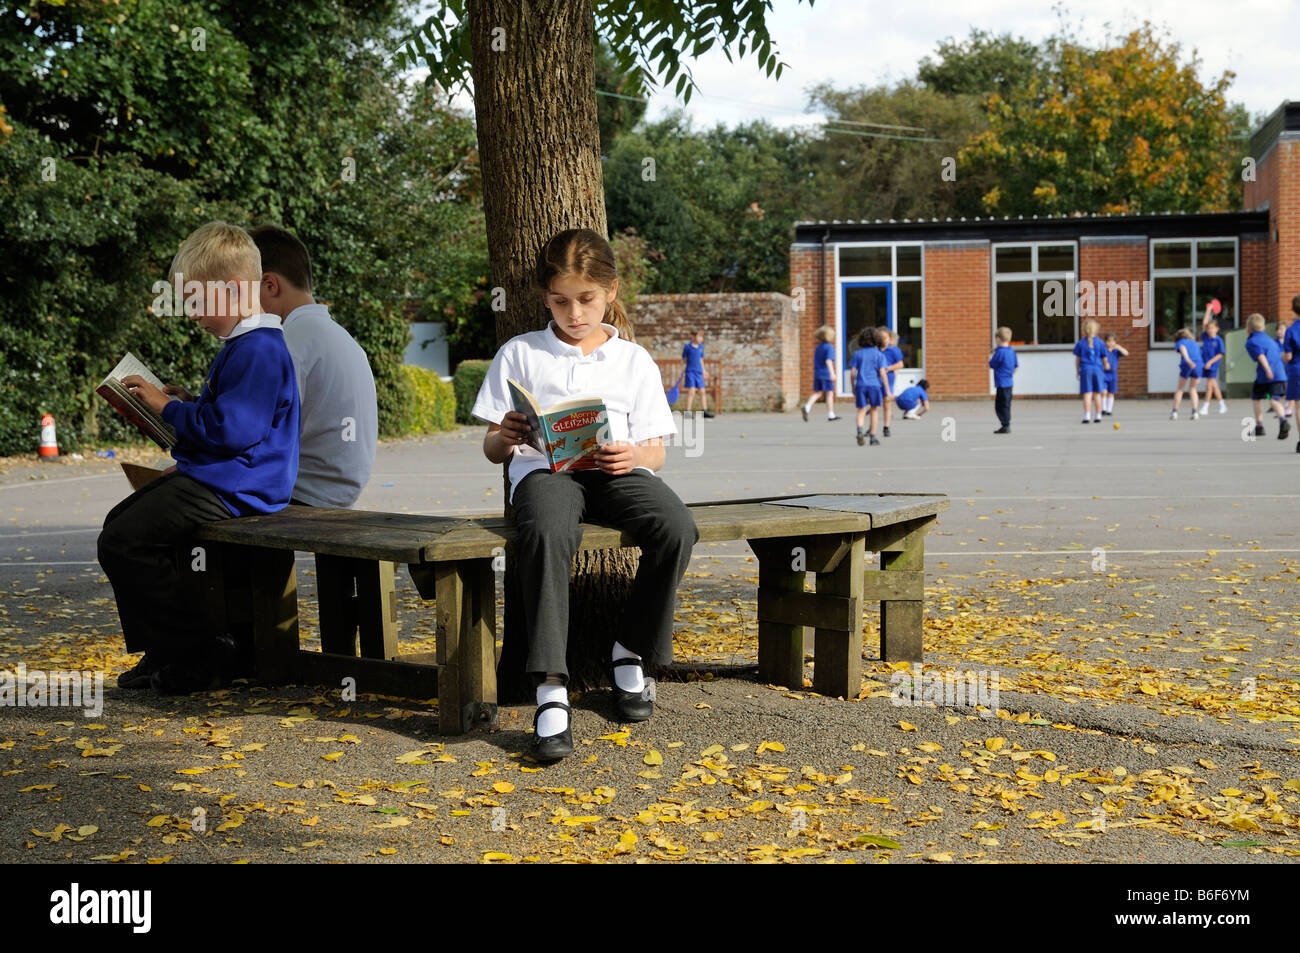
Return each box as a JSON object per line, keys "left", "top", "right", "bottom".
{"left": 639, "top": 0, "right": 1296, "bottom": 131}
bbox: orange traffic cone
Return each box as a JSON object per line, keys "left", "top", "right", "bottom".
{"left": 39, "top": 413, "right": 59, "bottom": 461}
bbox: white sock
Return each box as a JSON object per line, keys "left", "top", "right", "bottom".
{"left": 803, "top": 400, "right": 813, "bottom": 413}
{"left": 536, "top": 677, "right": 568, "bottom": 736}
{"left": 612, "top": 641, "right": 645, "bottom": 692}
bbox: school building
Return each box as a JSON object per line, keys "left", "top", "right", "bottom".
{"left": 788, "top": 100, "right": 1300, "bottom": 399}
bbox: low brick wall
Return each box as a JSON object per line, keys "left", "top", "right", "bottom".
{"left": 630, "top": 292, "right": 799, "bottom": 411}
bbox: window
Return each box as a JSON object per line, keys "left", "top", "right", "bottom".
{"left": 1149, "top": 238, "right": 1237, "bottom": 345}
{"left": 835, "top": 244, "right": 926, "bottom": 375}
{"left": 992, "top": 242, "right": 1077, "bottom": 346}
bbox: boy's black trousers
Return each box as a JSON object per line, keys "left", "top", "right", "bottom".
{"left": 97, "top": 471, "right": 232, "bottom": 661}
{"left": 511, "top": 468, "right": 699, "bottom": 680}
{"left": 995, "top": 386, "right": 1013, "bottom": 428}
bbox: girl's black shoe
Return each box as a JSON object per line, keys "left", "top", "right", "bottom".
{"left": 529, "top": 702, "right": 573, "bottom": 762}
{"left": 611, "top": 658, "right": 653, "bottom": 722}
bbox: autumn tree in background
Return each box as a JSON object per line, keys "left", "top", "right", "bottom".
{"left": 959, "top": 23, "right": 1249, "bottom": 216}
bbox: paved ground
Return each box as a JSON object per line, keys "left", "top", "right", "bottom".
{"left": 1, "top": 398, "right": 1297, "bottom": 863}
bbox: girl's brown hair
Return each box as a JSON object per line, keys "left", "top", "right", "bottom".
{"left": 534, "top": 229, "right": 634, "bottom": 343}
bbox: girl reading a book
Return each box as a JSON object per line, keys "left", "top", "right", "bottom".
{"left": 470, "top": 229, "right": 698, "bottom": 762}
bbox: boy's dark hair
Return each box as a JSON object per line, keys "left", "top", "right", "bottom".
{"left": 857, "top": 327, "right": 877, "bottom": 348}
{"left": 248, "top": 223, "right": 313, "bottom": 292}
{"left": 1292, "top": 293, "right": 1300, "bottom": 317}
{"left": 917, "top": 379, "right": 929, "bottom": 390}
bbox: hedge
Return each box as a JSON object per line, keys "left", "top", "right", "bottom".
{"left": 453, "top": 359, "right": 492, "bottom": 424}
{"left": 400, "top": 365, "right": 457, "bottom": 435}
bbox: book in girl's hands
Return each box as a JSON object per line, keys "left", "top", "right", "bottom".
{"left": 508, "top": 378, "right": 609, "bottom": 472}
{"left": 95, "top": 353, "right": 178, "bottom": 451}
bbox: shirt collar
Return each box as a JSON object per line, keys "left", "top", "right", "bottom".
{"left": 283, "top": 303, "right": 328, "bottom": 326}
{"left": 220, "top": 313, "right": 283, "bottom": 342}
{"left": 545, "top": 320, "right": 620, "bottom": 359}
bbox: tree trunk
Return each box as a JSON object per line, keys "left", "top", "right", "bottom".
{"left": 468, "top": 0, "right": 642, "bottom": 701}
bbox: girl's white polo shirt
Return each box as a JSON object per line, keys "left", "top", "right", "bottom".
{"left": 471, "top": 321, "right": 677, "bottom": 500}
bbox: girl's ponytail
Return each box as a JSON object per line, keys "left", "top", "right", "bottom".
{"left": 606, "top": 297, "right": 635, "bottom": 343}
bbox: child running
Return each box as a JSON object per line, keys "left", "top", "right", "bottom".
{"left": 801, "top": 325, "right": 840, "bottom": 422}
{"left": 470, "top": 229, "right": 698, "bottom": 762}
{"left": 1171, "top": 328, "right": 1203, "bottom": 419}
{"left": 1245, "top": 312, "right": 1289, "bottom": 439}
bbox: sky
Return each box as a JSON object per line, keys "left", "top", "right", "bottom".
{"left": 630, "top": 0, "right": 1297, "bottom": 133}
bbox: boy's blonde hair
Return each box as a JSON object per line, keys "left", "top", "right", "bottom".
{"left": 170, "top": 221, "right": 262, "bottom": 285}
{"left": 1247, "top": 312, "right": 1266, "bottom": 332}
{"left": 1175, "top": 328, "right": 1194, "bottom": 341}
{"left": 815, "top": 325, "right": 834, "bottom": 343}
{"left": 995, "top": 326, "right": 1012, "bottom": 343}
{"left": 1082, "top": 318, "right": 1100, "bottom": 337}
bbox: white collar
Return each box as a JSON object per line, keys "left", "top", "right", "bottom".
{"left": 283, "top": 303, "right": 329, "bottom": 326}
{"left": 544, "top": 321, "right": 620, "bottom": 359}
{"left": 220, "top": 313, "right": 283, "bottom": 341}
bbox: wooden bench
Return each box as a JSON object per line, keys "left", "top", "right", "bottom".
{"left": 194, "top": 492, "right": 948, "bottom": 734}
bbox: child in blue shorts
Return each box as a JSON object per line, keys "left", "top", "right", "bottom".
{"left": 1101, "top": 332, "right": 1129, "bottom": 416}
{"left": 1199, "top": 309, "right": 1227, "bottom": 414}
{"left": 1245, "top": 312, "right": 1288, "bottom": 439}
{"left": 895, "top": 379, "right": 929, "bottom": 419}
{"left": 681, "top": 330, "right": 714, "bottom": 418}
{"left": 1171, "top": 328, "right": 1203, "bottom": 419}
{"left": 848, "top": 327, "right": 890, "bottom": 446}
{"left": 879, "top": 327, "right": 904, "bottom": 437}
{"left": 801, "top": 325, "right": 840, "bottom": 422}
{"left": 1073, "top": 318, "right": 1110, "bottom": 423}
{"left": 1282, "top": 295, "right": 1300, "bottom": 452}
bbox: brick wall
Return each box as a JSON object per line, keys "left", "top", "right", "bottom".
{"left": 790, "top": 244, "right": 836, "bottom": 395}
{"left": 631, "top": 293, "right": 799, "bottom": 411}
{"left": 924, "top": 245, "right": 991, "bottom": 398}
{"left": 1079, "top": 239, "right": 1148, "bottom": 397}
{"left": 1245, "top": 137, "right": 1300, "bottom": 320}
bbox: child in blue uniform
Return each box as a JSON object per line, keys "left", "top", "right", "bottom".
{"left": 100, "top": 222, "right": 300, "bottom": 694}
{"left": 471, "top": 228, "right": 697, "bottom": 762}
{"left": 1282, "top": 295, "right": 1300, "bottom": 452}
{"left": 1101, "top": 333, "right": 1129, "bottom": 416}
{"left": 880, "top": 327, "right": 904, "bottom": 437}
{"left": 1245, "top": 312, "right": 1288, "bottom": 439}
{"left": 989, "top": 326, "right": 1018, "bottom": 434}
{"left": 801, "top": 325, "right": 840, "bottom": 422}
{"left": 848, "top": 327, "right": 890, "bottom": 446}
{"left": 681, "top": 330, "right": 714, "bottom": 418}
{"left": 895, "top": 379, "right": 930, "bottom": 419}
{"left": 1073, "top": 318, "right": 1110, "bottom": 423}
{"left": 1199, "top": 311, "right": 1227, "bottom": 414}
{"left": 1171, "top": 328, "right": 1203, "bottom": 419}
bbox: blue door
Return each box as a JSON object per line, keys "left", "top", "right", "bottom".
{"left": 840, "top": 282, "right": 892, "bottom": 394}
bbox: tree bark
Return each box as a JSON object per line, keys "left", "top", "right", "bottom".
{"left": 468, "top": 0, "right": 642, "bottom": 701}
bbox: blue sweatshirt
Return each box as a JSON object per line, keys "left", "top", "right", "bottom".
{"left": 162, "top": 324, "right": 300, "bottom": 516}
{"left": 989, "top": 345, "right": 1018, "bottom": 388}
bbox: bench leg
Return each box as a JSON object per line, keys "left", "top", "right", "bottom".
{"left": 751, "top": 539, "right": 806, "bottom": 690}
{"left": 317, "top": 555, "right": 399, "bottom": 660}
{"left": 813, "top": 535, "right": 864, "bottom": 698}
{"left": 248, "top": 548, "right": 299, "bottom": 684}
{"left": 876, "top": 523, "right": 927, "bottom": 662}
{"left": 435, "top": 559, "right": 497, "bottom": 734}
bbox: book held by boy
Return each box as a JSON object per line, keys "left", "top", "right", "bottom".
{"left": 95, "top": 353, "right": 179, "bottom": 451}
{"left": 508, "top": 378, "right": 609, "bottom": 472}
